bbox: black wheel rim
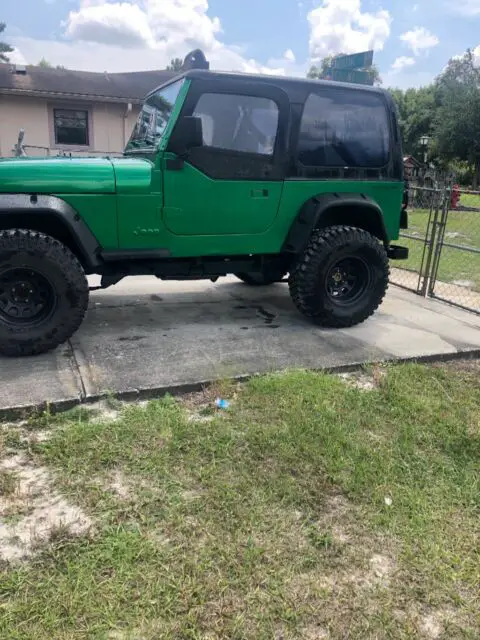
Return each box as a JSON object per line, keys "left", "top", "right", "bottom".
{"left": 325, "top": 256, "right": 370, "bottom": 306}
{"left": 0, "top": 267, "right": 56, "bottom": 327}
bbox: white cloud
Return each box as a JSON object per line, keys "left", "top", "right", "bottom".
{"left": 400, "top": 27, "right": 439, "bottom": 55}
{"left": 11, "top": 35, "right": 289, "bottom": 75}
{"left": 307, "top": 0, "right": 391, "bottom": 61}
{"left": 11, "top": 0, "right": 295, "bottom": 75}
{"left": 66, "top": 2, "right": 156, "bottom": 48}
{"left": 283, "top": 48, "right": 296, "bottom": 62}
{"left": 469, "top": 44, "right": 480, "bottom": 68}
{"left": 391, "top": 56, "right": 416, "bottom": 73}
{"left": 65, "top": 1, "right": 222, "bottom": 51}
{"left": 449, "top": 0, "right": 480, "bottom": 15}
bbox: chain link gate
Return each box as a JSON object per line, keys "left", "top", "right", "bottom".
{"left": 428, "top": 189, "right": 480, "bottom": 315}
{"left": 389, "top": 186, "right": 444, "bottom": 297}
{"left": 390, "top": 185, "right": 480, "bottom": 315}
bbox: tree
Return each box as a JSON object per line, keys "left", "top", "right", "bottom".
{"left": 433, "top": 50, "right": 480, "bottom": 187}
{"left": 307, "top": 53, "right": 381, "bottom": 85}
{"left": 166, "top": 57, "right": 183, "bottom": 72}
{"left": 307, "top": 54, "right": 343, "bottom": 80}
{"left": 389, "top": 86, "right": 437, "bottom": 157}
{"left": 37, "top": 57, "right": 52, "bottom": 68}
{"left": 36, "top": 58, "right": 66, "bottom": 70}
{"left": 0, "top": 22, "right": 14, "bottom": 63}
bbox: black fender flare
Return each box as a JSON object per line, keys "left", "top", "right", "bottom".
{"left": 282, "top": 192, "right": 388, "bottom": 254}
{"left": 0, "top": 194, "right": 102, "bottom": 270}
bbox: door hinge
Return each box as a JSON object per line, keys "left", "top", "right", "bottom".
{"left": 166, "top": 158, "right": 185, "bottom": 171}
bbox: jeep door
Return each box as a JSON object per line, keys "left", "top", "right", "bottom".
{"left": 162, "top": 78, "right": 290, "bottom": 237}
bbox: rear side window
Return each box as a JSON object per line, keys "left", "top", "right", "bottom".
{"left": 298, "top": 90, "right": 390, "bottom": 168}
{"left": 193, "top": 93, "right": 279, "bottom": 156}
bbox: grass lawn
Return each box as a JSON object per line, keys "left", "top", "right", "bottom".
{"left": 1, "top": 361, "right": 479, "bottom": 639}
{"left": 398, "top": 208, "right": 480, "bottom": 291}
{"left": 459, "top": 192, "right": 480, "bottom": 209}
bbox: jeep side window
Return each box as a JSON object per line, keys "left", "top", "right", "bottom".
{"left": 298, "top": 90, "right": 390, "bottom": 168}
{"left": 193, "top": 93, "right": 279, "bottom": 156}
{"left": 126, "top": 79, "right": 184, "bottom": 150}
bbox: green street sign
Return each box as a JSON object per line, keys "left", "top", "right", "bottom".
{"left": 326, "top": 68, "right": 374, "bottom": 86}
{"left": 331, "top": 50, "right": 374, "bottom": 70}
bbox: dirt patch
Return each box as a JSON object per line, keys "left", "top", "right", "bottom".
{"left": 367, "top": 553, "right": 395, "bottom": 587}
{"left": 440, "top": 357, "right": 480, "bottom": 376}
{"left": 300, "top": 624, "right": 330, "bottom": 639}
{"left": 419, "top": 613, "right": 443, "bottom": 639}
{"left": 88, "top": 400, "right": 122, "bottom": 423}
{"left": 451, "top": 279, "right": 476, "bottom": 288}
{"left": 108, "top": 469, "right": 132, "bottom": 500}
{"left": 181, "top": 384, "right": 239, "bottom": 423}
{"left": 107, "top": 631, "right": 145, "bottom": 640}
{"left": 337, "top": 366, "right": 385, "bottom": 391}
{"left": 181, "top": 387, "right": 218, "bottom": 412}
{"left": 181, "top": 388, "right": 218, "bottom": 423}
{"left": 1, "top": 422, "right": 52, "bottom": 449}
{"left": 0, "top": 454, "right": 92, "bottom": 562}
{"left": 187, "top": 411, "right": 215, "bottom": 424}
{"left": 287, "top": 492, "right": 397, "bottom": 604}
{"left": 415, "top": 608, "right": 458, "bottom": 639}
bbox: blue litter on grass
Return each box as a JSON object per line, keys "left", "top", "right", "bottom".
{"left": 215, "top": 398, "right": 231, "bottom": 410}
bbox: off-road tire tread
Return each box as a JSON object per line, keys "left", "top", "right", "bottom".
{"left": 0, "top": 229, "right": 89, "bottom": 357}
{"left": 289, "top": 225, "right": 389, "bottom": 328}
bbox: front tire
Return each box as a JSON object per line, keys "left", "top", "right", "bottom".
{"left": 289, "top": 226, "right": 389, "bottom": 328}
{"left": 0, "top": 229, "right": 89, "bottom": 357}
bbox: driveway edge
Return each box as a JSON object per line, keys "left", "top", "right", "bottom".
{"left": 2, "top": 348, "right": 479, "bottom": 422}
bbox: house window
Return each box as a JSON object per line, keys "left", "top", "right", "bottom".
{"left": 53, "top": 108, "right": 89, "bottom": 146}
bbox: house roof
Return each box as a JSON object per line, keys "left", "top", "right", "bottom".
{"left": 403, "top": 155, "right": 422, "bottom": 167}
{"left": 0, "top": 63, "right": 178, "bottom": 104}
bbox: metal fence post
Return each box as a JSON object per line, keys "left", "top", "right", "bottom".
{"left": 428, "top": 186, "right": 450, "bottom": 297}
{"left": 419, "top": 188, "right": 442, "bottom": 296}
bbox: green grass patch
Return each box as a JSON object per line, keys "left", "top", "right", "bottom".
{"left": 459, "top": 192, "right": 480, "bottom": 209}
{"left": 1, "top": 362, "right": 479, "bottom": 639}
{"left": 0, "top": 469, "right": 18, "bottom": 497}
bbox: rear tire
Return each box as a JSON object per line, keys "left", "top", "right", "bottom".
{"left": 289, "top": 226, "right": 389, "bottom": 328}
{"left": 0, "top": 229, "right": 89, "bottom": 357}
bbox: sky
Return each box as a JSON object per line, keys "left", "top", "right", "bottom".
{"left": 2, "top": 0, "right": 480, "bottom": 89}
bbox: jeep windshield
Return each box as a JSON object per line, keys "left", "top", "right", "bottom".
{"left": 125, "top": 79, "right": 184, "bottom": 152}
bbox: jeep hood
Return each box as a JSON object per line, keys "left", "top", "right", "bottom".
{"left": 0, "top": 156, "right": 155, "bottom": 195}
{"left": 0, "top": 156, "right": 116, "bottom": 194}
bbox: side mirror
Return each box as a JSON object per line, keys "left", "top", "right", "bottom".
{"left": 169, "top": 116, "right": 203, "bottom": 156}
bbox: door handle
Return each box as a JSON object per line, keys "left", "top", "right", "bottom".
{"left": 251, "top": 189, "right": 269, "bottom": 198}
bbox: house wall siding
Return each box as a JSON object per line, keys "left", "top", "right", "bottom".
{"left": 0, "top": 95, "right": 50, "bottom": 156}
{"left": 0, "top": 94, "right": 141, "bottom": 157}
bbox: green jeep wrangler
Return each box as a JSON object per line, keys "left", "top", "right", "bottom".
{"left": 0, "top": 68, "right": 408, "bottom": 357}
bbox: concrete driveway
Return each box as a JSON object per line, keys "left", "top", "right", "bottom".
{"left": 1, "top": 277, "right": 479, "bottom": 416}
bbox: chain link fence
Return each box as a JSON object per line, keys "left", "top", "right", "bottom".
{"left": 429, "top": 189, "right": 480, "bottom": 313}
{"left": 390, "top": 186, "right": 480, "bottom": 315}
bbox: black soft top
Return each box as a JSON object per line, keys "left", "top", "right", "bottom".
{"left": 147, "top": 69, "right": 391, "bottom": 105}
